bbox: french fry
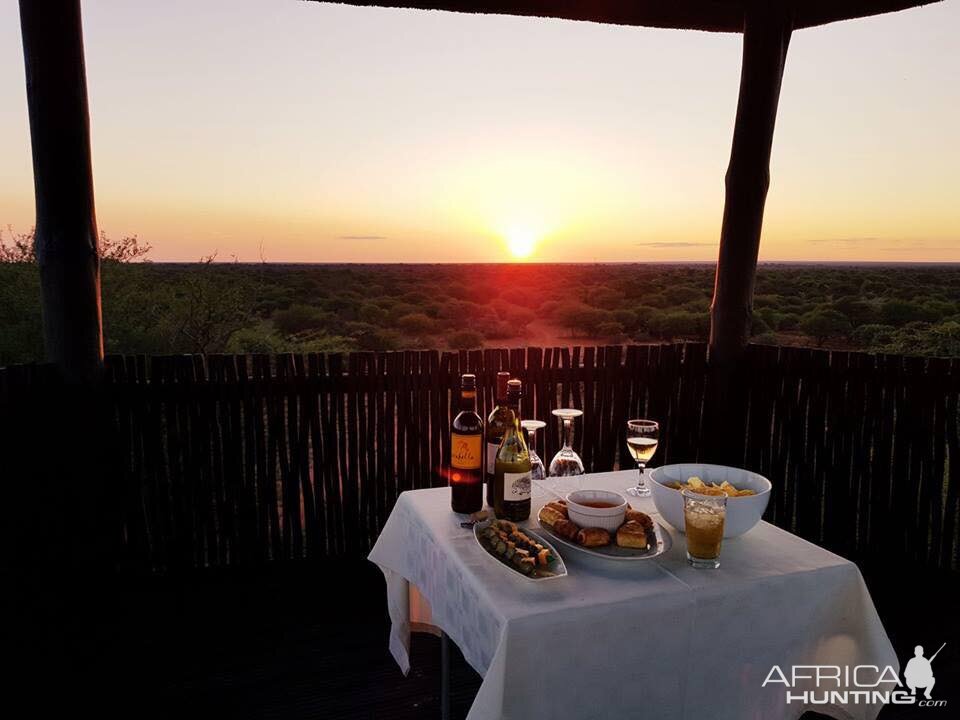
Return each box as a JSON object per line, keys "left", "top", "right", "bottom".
{"left": 668, "top": 476, "right": 757, "bottom": 498}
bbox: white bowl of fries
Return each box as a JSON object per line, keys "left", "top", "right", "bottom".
{"left": 649, "top": 464, "right": 771, "bottom": 538}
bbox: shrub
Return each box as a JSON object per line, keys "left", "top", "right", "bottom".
{"left": 750, "top": 332, "right": 779, "bottom": 346}
{"left": 852, "top": 324, "right": 895, "bottom": 347}
{"left": 612, "top": 309, "right": 639, "bottom": 332}
{"left": 358, "top": 302, "right": 388, "bottom": 325}
{"left": 880, "top": 299, "right": 928, "bottom": 326}
{"left": 631, "top": 305, "right": 660, "bottom": 332}
{"left": 551, "top": 302, "right": 609, "bottom": 336}
{"left": 482, "top": 321, "right": 515, "bottom": 340}
{"left": 357, "top": 329, "right": 403, "bottom": 351}
{"left": 754, "top": 307, "right": 785, "bottom": 331}
{"left": 832, "top": 296, "right": 880, "bottom": 326}
{"left": 448, "top": 330, "right": 484, "bottom": 349}
{"left": 396, "top": 312, "right": 435, "bottom": 336}
{"left": 648, "top": 310, "right": 708, "bottom": 340}
{"left": 925, "top": 321, "right": 960, "bottom": 356}
{"left": 750, "top": 315, "right": 772, "bottom": 337}
{"left": 386, "top": 302, "right": 420, "bottom": 323}
{"left": 664, "top": 286, "right": 703, "bottom": 305}
{"left": 296, "top": 332, "right": 357, "bottom": 354}
{"left": 922, "top": 300, "right": 958, "bottom": 322}
{"left": 226, "top": 327, "right": 285, "bottom": 354}
{"left": 642, "top": 293, "right": 670, "bottom": 309}
{"left": 273, "top": 304, "right": 325, "bottom": 335}
{"left": 778, "top": 313, "right": 800, "bottom": 331}
{"left": 586, "top": 287, "right": 625, "bottom": 310}
{"left": 597, "top": 321, "right": 625, "bottom": 338}
{"left": 799, "top": 309, "right": 851, "bottom": 346}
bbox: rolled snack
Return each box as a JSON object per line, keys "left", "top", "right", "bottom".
{"left": 552, "top": 519, "right": 580, "bottom": 541}
{"left": 539, "top": 505, "right": 566, "bottom": 527}
{"left": 575, "top": 527, "right": 611, "bottom": 547}
{"left": 625, "top": 509, "right": 654, "bottom": 530}
{"left": 544, "top": 501, "right": 569, "bottom": 518}
{"left": 616, "top": 521, "right": 649, "bottom": 549}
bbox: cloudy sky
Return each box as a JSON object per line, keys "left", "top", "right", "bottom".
{"left": 0, "top": 1, "right": 957, "bottom": 262}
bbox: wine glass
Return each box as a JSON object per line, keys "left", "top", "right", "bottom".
{"left": 625, "top": 419, "right": 659, "bottom": 497}
{"left": 521, "top": 419, "right": 547, "bottom": 481}
{"left": 548, "top": 408, "right": 584, "bottom": 477}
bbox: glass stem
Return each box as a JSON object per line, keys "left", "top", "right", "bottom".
{"left": 636, "top": 463, "right": 646, "bottom": 491}
{"left": 562, "top": 418, "right": 573, "bottom": 451}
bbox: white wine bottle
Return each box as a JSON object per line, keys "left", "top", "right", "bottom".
{"left": 485, "top": 371, "right": 511, "bottom": 507}
{"left": 493, "top": 380, "right": 531, "bottom": 521}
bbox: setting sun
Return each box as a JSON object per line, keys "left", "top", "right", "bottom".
{"left": 504, "top": 227, "right": 539, "bottom": 260}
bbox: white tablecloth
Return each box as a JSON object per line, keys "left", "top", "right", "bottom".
{"left": 368, "top": 471, "right": 898, "bottom": 720}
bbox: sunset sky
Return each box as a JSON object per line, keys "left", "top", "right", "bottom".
{"left": 0, "top": 1, "right": 957, "bottom": 262}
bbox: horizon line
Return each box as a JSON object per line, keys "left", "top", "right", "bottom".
{"left": 136, "top": 259, "right": 960, "bottom": 266}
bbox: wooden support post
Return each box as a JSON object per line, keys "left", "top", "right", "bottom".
{"left": 705, "top": 3, "right": 792, "bottom": 463}
{"left": 709, "top": 3, "right": 793, "bottom": 367}
{"left": 19, "top": 0, "right": 103, "bottom": 383}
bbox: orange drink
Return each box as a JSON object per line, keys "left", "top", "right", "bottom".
{"left": 682, "top": 489, "right": 726, "bottom": 568}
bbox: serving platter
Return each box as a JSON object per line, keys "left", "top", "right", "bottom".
{"left": 473, "top": 518, "right": 568, "bottom": 582}
{"left": 536, "top": 507, "right": 672, "bottom": 561}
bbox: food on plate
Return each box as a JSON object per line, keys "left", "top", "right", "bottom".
{"left": 616, "top": 521, "right": 649, "bottom": 549}
{"left": 551, "top": 518, "right": 580, "bottom": 541}
{"left": 539, "top": 505, "right": 567, "bottom": 527}
{"left": 575, "top": 527, "right": 611, "bottom": 547}
{"left": 479, "top": 519, "right": 557, "bottom": 576}
{"left": 544, "top": 500, "right": 568, "bottom": 517}
{"left": 664, "top": 475, "right": 756, "bottom": 497}
{"left": 538, "top": 496, "right": 656, "bottom": 552}
{"left": 625, "top": 508, "right": 654, "bottom": 529}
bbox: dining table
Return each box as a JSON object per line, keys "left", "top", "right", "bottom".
{"left": 368, "top": 470, "right": 899, "bottom": 720}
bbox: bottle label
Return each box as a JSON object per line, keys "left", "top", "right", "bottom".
{"left": 451, "top": 433, "right": 482, "bottom": 470}
{"left": 486, "top": 442, "right": 499, "bottom": 475}
{"left": 503, "top": 471, "right": 531, "bottom": 501}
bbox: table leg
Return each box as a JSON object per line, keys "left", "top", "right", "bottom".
{"left": 440, "top": 631, "right": 450, "bottom": 720}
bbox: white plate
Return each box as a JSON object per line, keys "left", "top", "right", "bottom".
{"left": 536, "top": 507, "right": 672, "bottom": 561}
{"left": 473, "top": 518, "right": 568, "bottom": 582}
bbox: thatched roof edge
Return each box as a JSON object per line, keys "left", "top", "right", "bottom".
{"left": 307, "top": 0, "right": 941, "bottom": 33}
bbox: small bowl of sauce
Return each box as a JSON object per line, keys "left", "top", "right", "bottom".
{"left": 565, "top": 489, "right": 628, "bottom": 532}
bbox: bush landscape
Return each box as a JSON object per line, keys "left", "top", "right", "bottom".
{"left": 3, "top": 228, "right": 960, "bottom": 364}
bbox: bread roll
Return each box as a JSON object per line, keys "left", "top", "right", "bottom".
{"left": 538, "top": 506, "right": 566, "bottom": 527}
{"left": 575, "top": 527, "right": 611, "bottom": 547}
{"left": 544, "top": 501, "right": 568, "bottom": 518}
{"left": 616, "top": 521, "right": 649, "bottom": 549}
{"left": 625, "top": 509, "right": 654, "bottom": 530}
{"left": 552, "top": 519, "right": 579, "bottom": 541}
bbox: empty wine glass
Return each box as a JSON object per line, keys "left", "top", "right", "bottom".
{"left": 548, "top": 408, "right": 584, "bottom": 477}
{"left": 625, "top": 419, "right": 659, "bottom": 497}
{"left": 521, "top": 419, "right": 547, "bottom": 481}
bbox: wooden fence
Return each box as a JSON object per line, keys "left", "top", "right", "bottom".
{"left": 1, "top": 343, "right": 957, "bottom": 573}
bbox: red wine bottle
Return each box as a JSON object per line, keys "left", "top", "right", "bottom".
{"left": 450, "top": 373, "right": 483, "bottom": 513}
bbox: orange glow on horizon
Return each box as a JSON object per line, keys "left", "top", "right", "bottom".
{"left": 0, "top": 2, "right": 956, "bottom": 262}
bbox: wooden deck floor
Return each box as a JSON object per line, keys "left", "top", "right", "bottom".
{"left": 5, "top": 559, "right": 957, "bottom": 719}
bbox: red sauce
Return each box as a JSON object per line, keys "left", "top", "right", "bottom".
{"left": 578, "top": 501, "right": 618, "bottom": 508}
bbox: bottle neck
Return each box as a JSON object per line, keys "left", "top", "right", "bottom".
{"left": 460, "top": 390, "right": 477, "bottom": 412}
{"left": 495, "top": 375, "right": 509, "bottom": 406}
{"left": 504, "top": 410, "right": 522, "bottom": 436}
{"left": 503, "top": 411, "right": 528, "bottom": 453}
